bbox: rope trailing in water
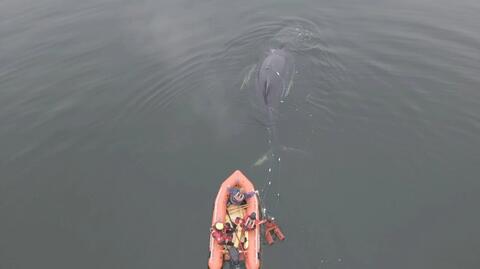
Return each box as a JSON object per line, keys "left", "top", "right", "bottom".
{"left": 259, "top": 118, "right": 281, "bottom": 217}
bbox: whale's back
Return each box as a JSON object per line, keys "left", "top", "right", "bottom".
{"left": 255, "top": 49, "right": 294, "bottom": 109}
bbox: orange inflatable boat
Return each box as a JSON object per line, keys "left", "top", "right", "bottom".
{"left": 208, "top": 170, "right": 261, "bottom": 269}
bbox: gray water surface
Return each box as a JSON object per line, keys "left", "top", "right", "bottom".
{"left": 1, "top": 0, "right": 480, "bottom": 268}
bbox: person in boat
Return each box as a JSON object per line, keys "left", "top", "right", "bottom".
{"left": 223, "top": 222, "right": 235, "bottom": 246}
{"left": 211, "top": 222, "right": 236, "bottom": 246}
{"left": 262, "top": 216, "right": 285, "bottom": 245}
{"left": 211, "top": 222, "right": 227, "bottom": 245}
{"left": 228, "top": 187, "right": 257, "bottom": 205}
{"left": 235, "top": 212, "right": 260, "bottom": 231}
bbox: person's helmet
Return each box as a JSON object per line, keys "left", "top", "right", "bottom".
{"left": 249, "top": 212, "right": 256, "bottom": 219}
{"left": 215, "top": 222, "right": 224, "bottom": 231}
{"left": 225, "top": 222, "right": 231, "bottom": 227}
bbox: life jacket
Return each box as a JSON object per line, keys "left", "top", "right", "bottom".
{"left": 223, "top": 226, "right": 234, "bottom": 241}
{"left": 224, "top": 226, "right": 234, "bottom": 235}
{"left": 265, "top": 220, "right": 277, "bottom": 229}
{"left": 212, "top": 230, "right": 225, "bottom": 244}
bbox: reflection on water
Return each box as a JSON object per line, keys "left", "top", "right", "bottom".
{"left": 1, "top": 0, "right": 480, "bottom": 268}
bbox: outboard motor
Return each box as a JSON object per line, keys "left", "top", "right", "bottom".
{"left": 226, "top": 246, "right": 241, "bottom": 269}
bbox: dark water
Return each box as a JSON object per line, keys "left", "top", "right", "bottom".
{"left": 1, "top": 0, "right": 480, "bottom": 268}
